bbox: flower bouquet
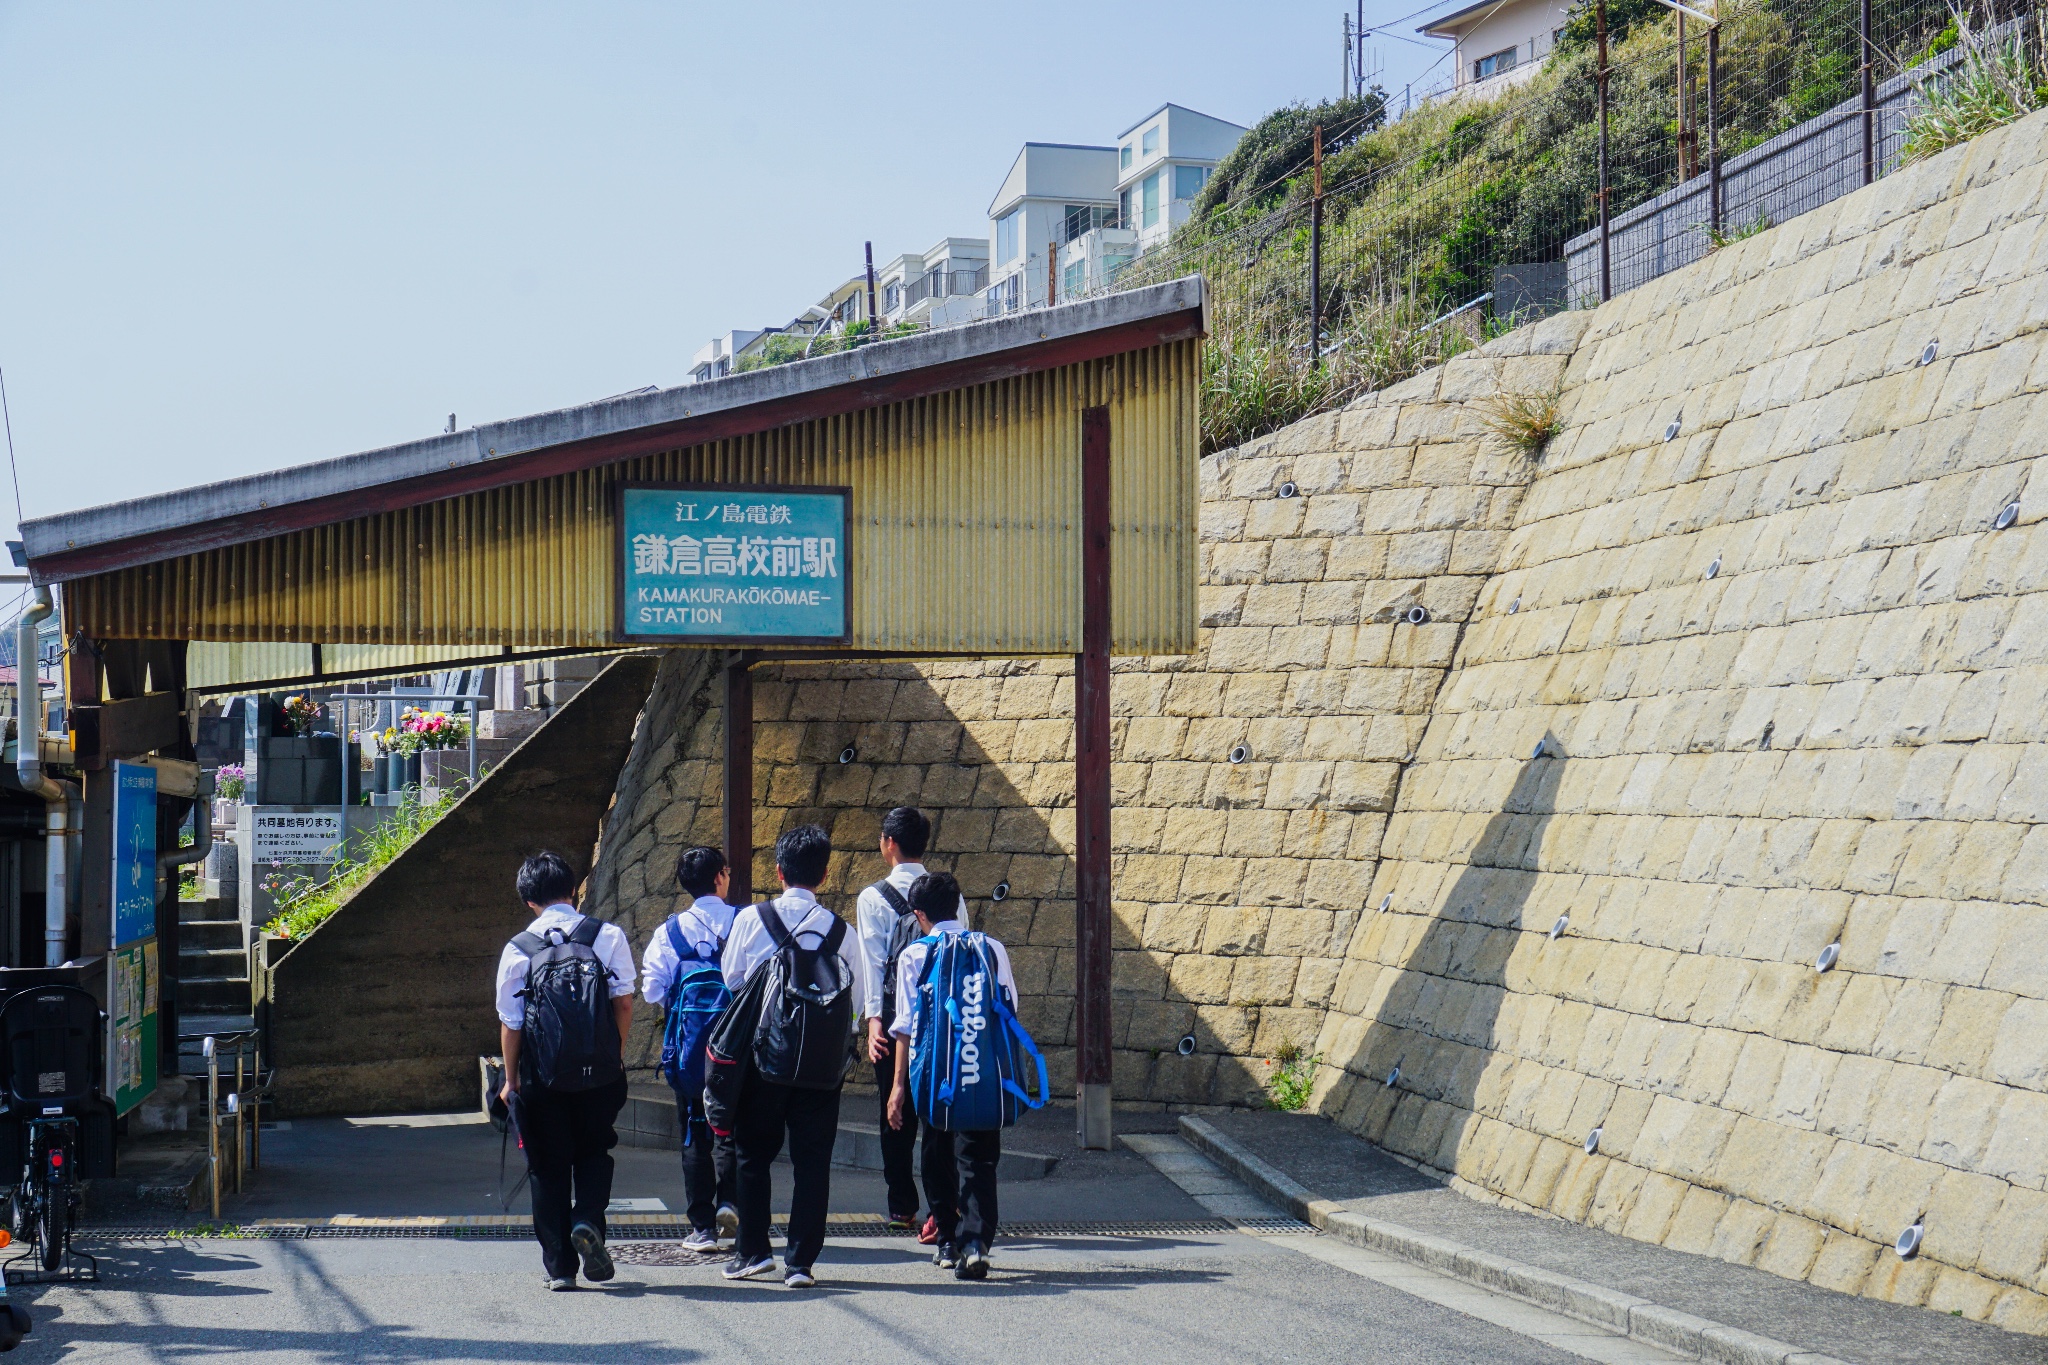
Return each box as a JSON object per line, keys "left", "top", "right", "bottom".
{"left": 280, "top": 694, "right": 323, "bottom": 737}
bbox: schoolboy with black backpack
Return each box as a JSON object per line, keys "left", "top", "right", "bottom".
{"left": 640, "top": 845, "right": 738, "bottom": 1251}
{"left": 888, "top": 870, "right": 1044, "bottom": 1282}
{"left": 854, "top": 807, "right": 969, "bottom": 1233}
{"left": 714, "top": 824, "right": 864, "bottom": 1288}
{"left": 494, "top": 850, "right": 638, "bottom": 1292}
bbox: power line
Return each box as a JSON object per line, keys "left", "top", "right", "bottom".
{"left": 0, "top": 367, "right": 20, "bottom": 527}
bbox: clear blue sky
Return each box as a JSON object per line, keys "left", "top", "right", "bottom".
{"left": 0, "top": 3, "right": 1451, "bottom": 532}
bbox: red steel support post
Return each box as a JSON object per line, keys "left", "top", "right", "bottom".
{"left": 1074, "top": 405, "right": 1114, "bottom": 1150}
{"left": 722, "top": 653, "right": 755, "bottom": 906}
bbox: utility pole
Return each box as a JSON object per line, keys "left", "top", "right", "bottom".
{"left": 1048, "top": 242, "right": 1058, "bottom": 306}
{"left": 1309, "top": 124, "right": 1324, "bottom": 360}
{"left": 1357, "top": 0, "right": 1366, "bottom": 99}
{"left": 1343, "top": 13, "right": 1353, "bottom": 100}
{"left": 864, "top": 241, "right": 880, "bottom": 339}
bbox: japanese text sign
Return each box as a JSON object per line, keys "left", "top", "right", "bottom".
{"left": 618, "top": 485, "right": 850, "bottom": 643}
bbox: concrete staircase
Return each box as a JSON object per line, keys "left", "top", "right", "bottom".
{"left": 176, "top": 895, "right": 255, "bottom": 1078}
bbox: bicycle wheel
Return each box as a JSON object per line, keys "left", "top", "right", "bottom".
{"left": 35, "top": 1186, "right": 61, "bottom": 1273}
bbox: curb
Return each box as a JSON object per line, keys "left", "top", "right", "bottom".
{"left": 1179, "top": 1116, "right": 1853, "bottom": 1365}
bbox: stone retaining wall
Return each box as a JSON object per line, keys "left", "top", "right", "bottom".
{"left": 582, "top": 109, "right": 2048, "bottom": 1330}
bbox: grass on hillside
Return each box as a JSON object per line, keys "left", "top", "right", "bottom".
{"left": 262, "top": 781, "right": 471, "bottom": 941}
{"left": 1137, "top": 0, "right": 1954, "bottom": 453}
{"left": 1901, "top": 7, "right": 2048, "bottom": 162}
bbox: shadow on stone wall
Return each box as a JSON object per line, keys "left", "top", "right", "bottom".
{"left": 585, "top": 654, "right": 1300, "bottom": 1108}
{"left": 1320, "top": 740, "right": 1566, "bottom": 1171}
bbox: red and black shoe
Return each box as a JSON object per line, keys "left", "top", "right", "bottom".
{"left": 915, "top": 1215, "right": 941, "bottom": 1245}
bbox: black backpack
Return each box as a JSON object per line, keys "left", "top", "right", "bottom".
{"left": 872, "top": 880, "right": 924, "bottom": 1025}
{"left": 750, "top": 904, "right": 855, "bottom": 1090}
{"left": 512, "top": 917, "right": 622, "bottom": 1092}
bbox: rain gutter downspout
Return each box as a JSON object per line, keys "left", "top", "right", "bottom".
{"left": 158, "top": 766, "right": 213, "bottom": 878}
{"left": 16, "top": 587, "right": 76, "bottom": 967}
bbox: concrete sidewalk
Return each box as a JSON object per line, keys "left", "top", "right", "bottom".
{"left": 1185, "top": 1111, "right": 2047, "bottom": 1365}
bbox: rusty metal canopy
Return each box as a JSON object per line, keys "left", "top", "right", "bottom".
{"left": 26, "top": 280, "right": 1205, "bottom": 661}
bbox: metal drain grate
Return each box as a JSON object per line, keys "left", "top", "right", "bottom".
{"left": 79, "top": 1217, "right": 1313, "bottom": 1242}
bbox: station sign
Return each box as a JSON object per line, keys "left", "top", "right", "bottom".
{"left": 616, "top": 483, "right": 851, "bottom": 645}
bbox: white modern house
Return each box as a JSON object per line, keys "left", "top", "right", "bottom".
{"left": 983, "top": 142, "right": 1119, "bottom": 316}
{"left": 1418, "top": 0, "right": 1573, "bottom": 97}
{"left": 878, "top": 237, "right": 991, "bottom": 330}
{"left": 687, "top": 330, "right": 766, "bottom": 384}
{"left": 1111, "top": 104, "right": 1247, "bottom": 253}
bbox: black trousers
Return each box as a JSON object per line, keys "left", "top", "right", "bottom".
{"left": 734, "top": 1073, "right": 842, "bottom": 1268}
{"left": 676, "top": 1096, "right": 737, "bottom": 1233}
{"left": 921, "top": 1126, "right": 1000, "bottom": 1249}
{"left": 511, "top": 1075, "right": 628, "bottom": 1280}
{"left": 872, "top": 1052, "right": 923, "bottom": 1218}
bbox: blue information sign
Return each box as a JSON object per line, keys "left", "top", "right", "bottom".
{"left": 617, "top": 484, "right": 850, "bottom": 643}
{"left": 112, "top": 761, "right": 157, "bottom": 948}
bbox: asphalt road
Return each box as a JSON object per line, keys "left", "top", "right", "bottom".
{"left": 14, "top": 1231, "right": 1596, "bottom": 1365}
{"left": 10, "top": 1106, "right": 1660, "bottom": 1362}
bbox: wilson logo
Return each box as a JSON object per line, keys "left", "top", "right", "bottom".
{"left": 958, "top": 970, "right": 987, "bottom": 1086}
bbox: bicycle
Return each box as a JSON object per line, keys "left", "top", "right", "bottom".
{"left": 8, "top": 1115, "right": 84, "bottom": 1278}
{"left": 0, "top": 984, "right": 104, "bottom": 1291}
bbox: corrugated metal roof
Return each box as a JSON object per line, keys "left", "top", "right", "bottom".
{"left": 67, "top": 339, "right": 1201, "bottom": 656}
{"left": 24, "top": 279, "right": 1204, "bottom": 584}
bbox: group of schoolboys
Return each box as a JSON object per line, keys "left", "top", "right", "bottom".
{"left": 494, "top": 806, "right": 1016, "bottom": 1291}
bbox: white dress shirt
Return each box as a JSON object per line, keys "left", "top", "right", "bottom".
{"left": 854, "top": 862, "right": 970, "bottom": 1021}
{"left": 641, "top": 895, "right": 738, "bottom": 1007}
{"left": 887, "top": 922, "right": 1018, "bottom": 1040}
{"left": 719, "top": 887, "right": 865, "bottom": 1021}
{"left": 495, "top": 904, "right": 637, "bottom": 1030}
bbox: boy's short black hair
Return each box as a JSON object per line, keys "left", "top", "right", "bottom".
{"left": 775, "top": 824, "right": 832, "bottom": 888}
{"left": 675, "top": 846, "right": 727, "bottom": 899}
{"left": 906, "top": 870, "right": 960, "bottom": 923}
{"left": 881, "top": 806, "right": 931, "bottom": 860}
{"left": 516, "top": 850, "right": 579, "bottom": 906}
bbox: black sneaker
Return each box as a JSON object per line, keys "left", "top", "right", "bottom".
{"left": 570, "top": 1222, "right": 614, "bottom": 1283}
{"left": 722, "top": 1252, "right": 776, "bottom": 1281}
{"left": 932, "top": 1241, "right": 957, "bottom": 1269}
{"left": 955, "top": 1241, "right": 989, "bottom": 1281}
{"left": 783, "top": 1265, "right": 817, "bottom": 1288}
{"left": 546, "top": 1275, "right": 576, "bottom": 1292}
{"left": 680, "top": 1228, "right": 719, "bottom": 1252}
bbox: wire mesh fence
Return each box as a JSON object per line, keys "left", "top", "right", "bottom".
{"left": 1069, "top": 0, "right": 1998, "bottom": 451}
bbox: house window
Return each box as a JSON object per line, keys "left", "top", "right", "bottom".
{"left": 996, "top": 208, "right": 1021, "bottom": 264}
{"left": 1120, "top": 144, "right": 1132, "bottom": 170}
{"left": 1119, "top": 188, "right": 1131, "bottom": 227}
{"left": 1473, "top": 46, "right": 1517, "bottom": 81}
{"left": 1141, "top": 125, "right": 1159, "bottom": 157}
{"left": 1174, "top": 164, "right": 1208, "bottom": 200}
{"left": 1064, "top": 203, "right": 1113, "bottom": 242}
{"left": 1064, "top": 260, "right": 1086, "bottom": 296}
{"left": 1103, "top": 251, "right": 1133, "bottom": 283}
{"left": 985, "top": 273, "right": 1021, "bottom": 315}
{"left": 1142, "top": 172, "right": 1161, "bottom": 228}
{"left": 883, "top": 282, "right": 901, "bottom": 312}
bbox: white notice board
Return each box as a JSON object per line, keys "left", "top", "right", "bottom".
{"left": 250, "top": 810, "right": 344, "bottom": 863}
